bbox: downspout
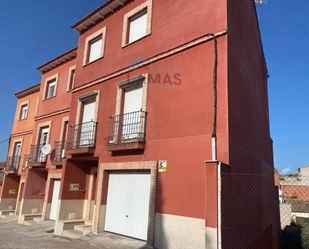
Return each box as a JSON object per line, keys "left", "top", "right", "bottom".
{"left": 209, "top": 34, "right": 218, "bottom": 161}
{"left": 207, "top": 33, "right": 220, "bottom": 249}
{"left": 217, "top": 161, "right": 222, "bottom": 249}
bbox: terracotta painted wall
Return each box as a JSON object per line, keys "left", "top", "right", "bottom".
{"left": 68, "top": 34, "right": 228, "bottom": 220}
{"left": 59, "top": 160, "right": 87, "bottom": 200}
{"left": 23, "top": 170, "right": 47, "bottom": 200}
{"left": 7, "top": 133, "right": 32, "bottom": 173}
{"left": 227, "top": 0, "right": 273, "bottom": 174}
{"left": 31, "top": 113, "right": 69, "bottom": 170}
{"left": 36, "top": 59, "right": 75, "bottom": 118}
{"left": 74, "top": 0, "right": 227, "bottom": 89}
{"left": 7, "top": 88, "right": 39, "bottom": 175}
{"left": 1, "top": 175, "right": 19, "bottom": 199}
{"left": 11, "top": 91, "right": 39, "bottom": 135}
{"left": 222, "top": 1, "right": 280, "bottom": 248}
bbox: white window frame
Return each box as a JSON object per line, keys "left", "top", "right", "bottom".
{"left": 9, "top": 138, "right": 23, "bottom": 157}
{"left": 21, "top": 105, "right": 28, "bottom": 120}
{"left": 67, "top": 65, "right": 76, "bottom": 91}
{"left": 89, "top": 37, "right": 103, "bottom": 63}
{"left": 18, "top": 100, "right": 30, "bottom": 121}
{"left": 121, "top": 0, "right": 153, "bottom": 47}
{"left": 128, "top": 10, "right": 148, "bottom": 44}
{"left": 43, "top": 73, "right": 59, "bottom": 100}
{"left": 47, "top": 80, "right": 56, "bottom": 99}
{"left": 83, "top": 26, "right": 107, "bottom": 66}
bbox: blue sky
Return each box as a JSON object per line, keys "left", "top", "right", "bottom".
{"left": 256, "top": 1, "right": 309, "bottom": 174}
{"left": 0, "top": 1, "right": 308, "bottom": 175}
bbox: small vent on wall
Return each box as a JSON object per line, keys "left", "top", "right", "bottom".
{"left": 68, "top": 213, "right": 77, "bottom": 220}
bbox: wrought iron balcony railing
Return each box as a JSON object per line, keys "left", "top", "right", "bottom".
{"left": 67, "top": 121, "right": 98, "bottom": 149}
{"left": 6, "top": 156, "right": 21, "bottom": 171}
{"left": 22, "top": 154, "right": 29, "bottom": 170}
{"left": 28, "top": 144, "right": 47, "bottom": 163}
{"left": 52, "top": 141, "right": 66, "bottom": 161}
{"left": 106, "top": 110, "right": 147, "bottom": 144}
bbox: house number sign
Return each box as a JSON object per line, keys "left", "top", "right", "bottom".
{"left": 158, "top": 160, "right": 167, "bottom": 172}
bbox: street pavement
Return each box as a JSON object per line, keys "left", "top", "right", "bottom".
{"left": 0, "top": 216, "right": 147, "bottom": 249}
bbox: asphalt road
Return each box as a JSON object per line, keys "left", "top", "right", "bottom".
{"left": 0, "top": 216, "right": 147, "bottom": 249}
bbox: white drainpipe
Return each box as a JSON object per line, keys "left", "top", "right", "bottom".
{"left": 217, "top": 161, "right": 222, "bottom": 249}
{"left": 212, "top": 137, "right": 217, "bottom": 161}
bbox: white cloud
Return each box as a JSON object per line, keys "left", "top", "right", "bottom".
{"left": 281, "top": 167, "right": 291, "bottom": 175}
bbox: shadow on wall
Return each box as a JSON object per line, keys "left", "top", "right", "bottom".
{"left": 221, "top": 171, "right": 281, "bottom": 249}
{"left": 151, "top": 170, "right": 165, "bottom": 249}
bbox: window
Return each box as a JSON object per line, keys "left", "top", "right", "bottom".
{"left": 43, "top": 73, "right": 59, "bottom": 100}
{"left": 18, "top": 100, "right": 30, "bottom": 121}
{"left": 89, "top": 37, "right": 102, "bottom": 63}
{"left": 38, "top": 127, "right": 49, "bottom": 162}
{"left": 47, "top": 80, "right": 56, "bottom": 98}
{"left": 110, "top": 75, "right": 148, "bottom": 143}
{"left": 69, "top": 91, "right": 100, "bottom": 149}
{"left": 129, "top": 11, "right": 147, "bottom": 43}
{"left": 83, "top": 26, "right": 107, "bottom": 66}
{"left": 9, "top": 138, "right": 23, "bottom": 170}
{"left": 67, "top": 66, "right": 76, "bottom": 91}
{"left": 40, "top": 127, "right": 49, "bottom": 146}
{"left": 14, "top": 142, "right": 21, "bottom": 158}
{"left": 20, "top": 104, "right": 28, "bottom": 120}
{"left": 122, "top": 0, "right": 153, "bottom": 47}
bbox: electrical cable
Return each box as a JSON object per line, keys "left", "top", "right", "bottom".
{"left": 0, "top": 138, "right": 10, "bottom": 145}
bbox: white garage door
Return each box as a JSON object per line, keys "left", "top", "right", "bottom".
{"left": 104, "top": 170, "right": 151, "bottom": 240}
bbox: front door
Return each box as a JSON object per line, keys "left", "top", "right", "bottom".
{"left": 122, "top": 87, "right": 143, "bottom": 141}
{"left": 50, "top": 180, "right": 60, "bottom": 220}
{"left": 80, "top": 100, "right": 95, "bottom": 146}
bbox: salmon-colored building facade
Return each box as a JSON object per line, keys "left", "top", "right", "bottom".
{"left": 17, "top": 48, "right": 77, "bottom": 225}
{"left": 0, "top": 84, "right": 40, "bottom": 217}
{"left": 1, "top": 0, "right": 280, "bottom": 248}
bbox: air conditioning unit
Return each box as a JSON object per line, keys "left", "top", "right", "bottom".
{"left": 61, "top": 149, "right": 66, "bottom": 159}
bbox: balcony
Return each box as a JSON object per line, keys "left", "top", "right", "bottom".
{"left": 28, "top": 144, "right": 47, "bottom": 168}
{"left": 5, "top": 156, "right": 20, "bottom": 173}
{"left": 106, "top": 110, "right": 147, "bottom": 151}
{"left": 51, "top": 141, "right": 65, "bottom": 166}
{"left": 66, "top": 121, "right": 98, "bottom": 155}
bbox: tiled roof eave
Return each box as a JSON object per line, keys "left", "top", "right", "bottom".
{"left": 71, "top": 0, "right": 129, "bottom": 33}
{"left": 36, "top": 47, "right": 78, "bottom": 74}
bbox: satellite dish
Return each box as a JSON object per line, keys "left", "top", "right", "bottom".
{"left": 41, "top": 144, "right": 51, "bottom": 155}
